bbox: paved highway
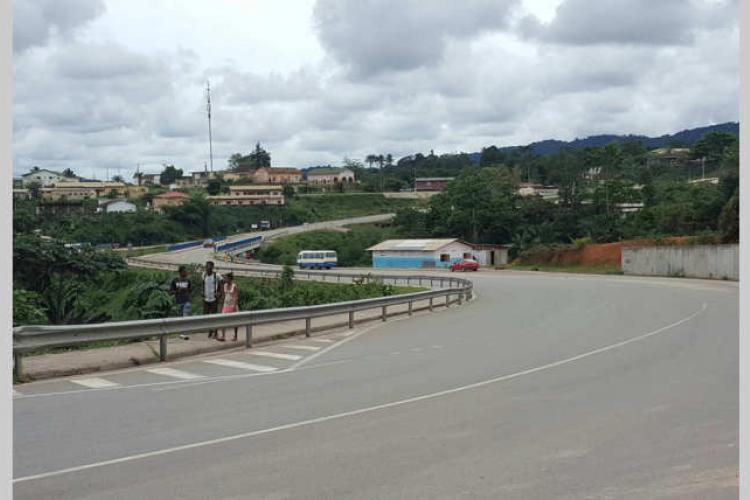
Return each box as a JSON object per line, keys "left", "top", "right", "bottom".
{"left": 14, "top": 271, "right": 737, "bottom": 498}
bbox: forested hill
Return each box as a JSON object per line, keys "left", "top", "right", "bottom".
{"left": 468, "top": 122, "right": 738, "bottom": 162}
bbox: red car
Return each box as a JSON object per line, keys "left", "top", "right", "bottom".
{"left": 450, "top": 259, "right": 479, "bottom": 272}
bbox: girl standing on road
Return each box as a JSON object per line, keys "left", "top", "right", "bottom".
{"left": 217, "top": 272, "right": 239, "bottom": 342}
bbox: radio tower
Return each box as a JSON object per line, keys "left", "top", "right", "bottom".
{"left": 206, "top": 80, "right": 214, "bottom": 173}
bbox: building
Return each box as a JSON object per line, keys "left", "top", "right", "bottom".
{"left": 252, "top": 167, "right": 302, "bottom": 184}
{"left": 141, "top": 173, "right": 161, "bottom": 186}
{"left": 40, "top": 181, "right": 127, "bottom": 201}
{"left": 97, "top": 199, "right": 137, "bottom": 214}
{"left": 470, "top": 244, "right": 509, "bottom": 267}
{"left": 13, "top": 189, "right": 30, "bottom": 200}
{"left": 647, "top": 147, "right": 691, "bottom": 167}
{"left": 123, "top": 185, "right": 147, "bottom": 199}
{"left": 152, "top": 191, "right": 188, "bottom": 213}
{"left": 366, "top": 239, "right": 492, "bottom": 269}
{"left": 414, "top": 177, "right": 454, "bottom": 192}
{"left": 306, "top": 168, "right": 355, "bottom": 185}
{"left": 13, "top": 178, "right": 23, "bottom": 189}
{"left": 175, "top": 177, "right": 194, "bottom": 188}
{"left": 517, "top": 183, "right": 560, "bottom": 200}
{"left": 207, "top": 185, "right": 285, "bottom": 206}
{"left": 22, "top": 168, "right": 78, "bottom": 187}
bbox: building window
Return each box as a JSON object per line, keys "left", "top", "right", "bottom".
{"left": 440, "top": 254, "right": 450, "bottom": 262}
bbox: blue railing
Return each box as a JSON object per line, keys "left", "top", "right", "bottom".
{"left": 215, "top": 235, "right": 263, "bottom": 253}
{"left": 168, "top": 235, "right": 228, "bottom": 252}
{"left": 167, "top": 240, "right": 202, "bottom": 252}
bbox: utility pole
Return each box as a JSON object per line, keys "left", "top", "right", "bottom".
{"left": 701, "top": 156, "right": 706, "bottom": 180}
{"left": 206, "top": 80, "right": 214, "bottom": 173}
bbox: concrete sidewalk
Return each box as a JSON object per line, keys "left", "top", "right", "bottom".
{"left": 19, "top": 297, "right": 449, "bottom": 381}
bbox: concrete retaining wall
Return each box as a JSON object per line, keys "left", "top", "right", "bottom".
{"left": 621, "top": 244, "right": 739, "bottom": 280}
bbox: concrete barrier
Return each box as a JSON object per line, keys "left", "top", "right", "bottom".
{"left": 621, "top": 244, "right": 739, "bottom": 280}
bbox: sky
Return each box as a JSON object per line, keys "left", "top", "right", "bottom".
{"left": 12, "top": 0, "right": 739, "bottom": 178}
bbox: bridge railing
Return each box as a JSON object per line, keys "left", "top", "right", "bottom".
{"left": 13, "top": 263, "right": 473, "bottom": 380}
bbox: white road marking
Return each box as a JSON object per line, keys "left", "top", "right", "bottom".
{"left": 13, "top": 302, "right": 707, "bottom": 484}
{"left": 203, "top": 359, "right": 277, "bottom": 373}
{"left": 69, "top": 378, "right": 120, "bottom": 389}
{"left": 282, "top": 345, "right": 321, "bottom": 352}
{"left": 247, "top": 351, "right": 303, "bottom": 361}
{"left": 309, "top": 338, "right": 334, "bottom": 343}
{"left": 146, "top": 368, "right": 204, "bottom": 380}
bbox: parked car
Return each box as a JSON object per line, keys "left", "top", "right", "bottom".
{"left": 450, "top": 259, "right": 479, "bottom": 272}
{"left": 202, "top": 239, "right": 214, "bottom": 248}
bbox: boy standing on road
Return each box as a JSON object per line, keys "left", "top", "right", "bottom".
{"left": 202, "top": 261, "right": 223, "bottom": 338}
{"left": 170, "top": 266, "right": 192, "bottom": 339}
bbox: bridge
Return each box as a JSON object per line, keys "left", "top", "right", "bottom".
{"left": 12, "top": 216, "right": 739, "bottom": 499}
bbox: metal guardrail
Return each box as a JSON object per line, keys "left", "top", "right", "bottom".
{"left": 13, "top": 261, "right": 473, "bottom": 380}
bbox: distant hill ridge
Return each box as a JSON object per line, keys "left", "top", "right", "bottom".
{"left": 468, "top": 122, "right": 738, "bottom": 162}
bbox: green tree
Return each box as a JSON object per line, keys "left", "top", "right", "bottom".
{"left": 692, "top": 132, "right": 737, "bottom": 166}
{"left": 159, "top": 164, "right": 183, "bottom": 185}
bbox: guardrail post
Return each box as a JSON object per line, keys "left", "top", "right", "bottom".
{"left": 14, "top": 353, "right": 23, "bottom": 382}
{"left": 430, "top": 278, "right": 434, "bottom": 287}
{"left": 440, "top": 278, "right": 445, "bottom": 288}
{"left": 305, "top": 317, "right": 311, "bottom": 337}
{"left": 408, "top": 301, "right": 413, "bottom": 316}
{"left": 446, "top": 294, "right": 451, "bottom": 308}
{"left": 429, "top": 297, "right": 434, "bottom": 311}
{"left": 245, "top": 323, "right": 253, "bottom": 348}
{"left": 159, "top": 335, "right": 167, "bottom": 361}
{"left": 458, "top": 293, "right": 463, "bottom": 305}
{"left": 348, "top": 311, "right": 355, "bottom": 329}
{"left": 419, "top": 277, "right": 423, "bottom": 287}
{"left": 382, "top": 306, "right": 387, "bottom": 321}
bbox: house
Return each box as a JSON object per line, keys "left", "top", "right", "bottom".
{"left": 141, "top": 173, "right": 161, "bottom": 186}
{"left": 517, "top": 183, "right": 560, "bottom": 200}
{"left": 41, "top": 181, "right": 126, "bottom": 201}
{"left": 306, "top": 168, "right": 355, "bottom": 185}
{"left": 646, "top": 147, "right": 691, "bottom": 167}
{"left": 414, "top": 177, "right": 453, "bottom": 192}
{"left": 252, "top": 167, "right": 302, "bottom": 184}
{"left": 22, "top": 168, "right": 78, "bottom": 187}
{"left": 152, "top": 191, "right": 188, "bottom": 213}
{"left": 207, "top": 185, "right": 285, "bottom": 206}
{"left": 13, "top": 178, "right": 23, "bottom": 189}
{"left": 97, "top": 199, "right": 137, "bottom": 214}
{"left": 123, "top": 185, "right": 147, "bottom": 199}
{"left": 13, "top": 189, "right": 30, "bottom": 200}
{"left": 368, "top": 239, "right": 468, "bottom": 269}
{"left": 175, "top": 177, "right": 194, "bottom": 188}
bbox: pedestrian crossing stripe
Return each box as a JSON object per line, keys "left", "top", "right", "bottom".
{"left": 70, "top": 378, "right": 120, "bottom": 389}
{"left": 146, "top": 368, "right": 204, "bottom": 380}
{"left": 203, "top": 359, "right": 277, "bottom": 372}
{"left": 247, "top": 351, "right": 303, "bottom": 361}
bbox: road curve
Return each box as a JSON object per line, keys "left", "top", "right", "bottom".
{"left": 13, "top": 271, "right": 737, "bottom": 499}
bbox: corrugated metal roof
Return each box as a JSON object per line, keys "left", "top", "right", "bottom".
{"left": 366, "top": 239, "right": 460, "bottom": 252}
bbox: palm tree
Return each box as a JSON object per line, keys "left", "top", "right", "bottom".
{"left": 365, "top": 155, "right": 378, "bottom": 169}
{"left": 377, "top": 155, "right": 385, "bottom": 192}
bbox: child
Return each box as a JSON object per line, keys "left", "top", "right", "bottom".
{"left": 170, "top": 266, "right": 192, "bottom": 340}
{"left": 217, "top": 272, "right": 239, "bottom": 342}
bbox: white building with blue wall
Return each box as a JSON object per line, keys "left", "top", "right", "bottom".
{"left": 367, "top": 239, "right": 509, "bottom": 269}
{"left": 367, "top": 239, "right": 476, "bottom": 269}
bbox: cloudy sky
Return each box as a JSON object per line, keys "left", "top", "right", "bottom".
{"left": 13, "top": 0, "right": 738, "bottom": 178}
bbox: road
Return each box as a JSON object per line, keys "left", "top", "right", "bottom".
{"left": 152, "top": 213, "right": 395, "bottom": 265}
{"left": 13, "top": 271, "right": 737, "bottom": 499}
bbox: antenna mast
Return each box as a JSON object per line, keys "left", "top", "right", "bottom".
{"left": 206, "top": 80, "right": 214, "bottom": 173}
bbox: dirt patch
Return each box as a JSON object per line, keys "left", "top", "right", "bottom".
{"left": 517, "top": 237, "right": 695, "bottom": 268}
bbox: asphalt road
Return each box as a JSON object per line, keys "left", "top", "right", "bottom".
{"left": 13, "top": 271, "right": 738, "bottom": 499}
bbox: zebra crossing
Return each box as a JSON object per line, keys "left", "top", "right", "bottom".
{"left": 15, "top": 332, "right": 354, "bottom": 397}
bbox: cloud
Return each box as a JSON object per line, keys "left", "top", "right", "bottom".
{"left": 13, "top": 0, "right": 105, "bottom": 53}
{"left": 313, "top": 0, "right": 518, "bottom": 77}
{"left": 11, "top": 0, "right": 739, "bottom": 176}
{"left": 519, "top": 0, "right": 736, "bottom": 46}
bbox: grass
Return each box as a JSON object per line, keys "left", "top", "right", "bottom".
{"left": 505, "top": 263, "right": 624, "bottom": 275}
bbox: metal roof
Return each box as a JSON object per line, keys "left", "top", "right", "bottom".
{"left": 366, "top": 239, "right": 462, "bottom": 252}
